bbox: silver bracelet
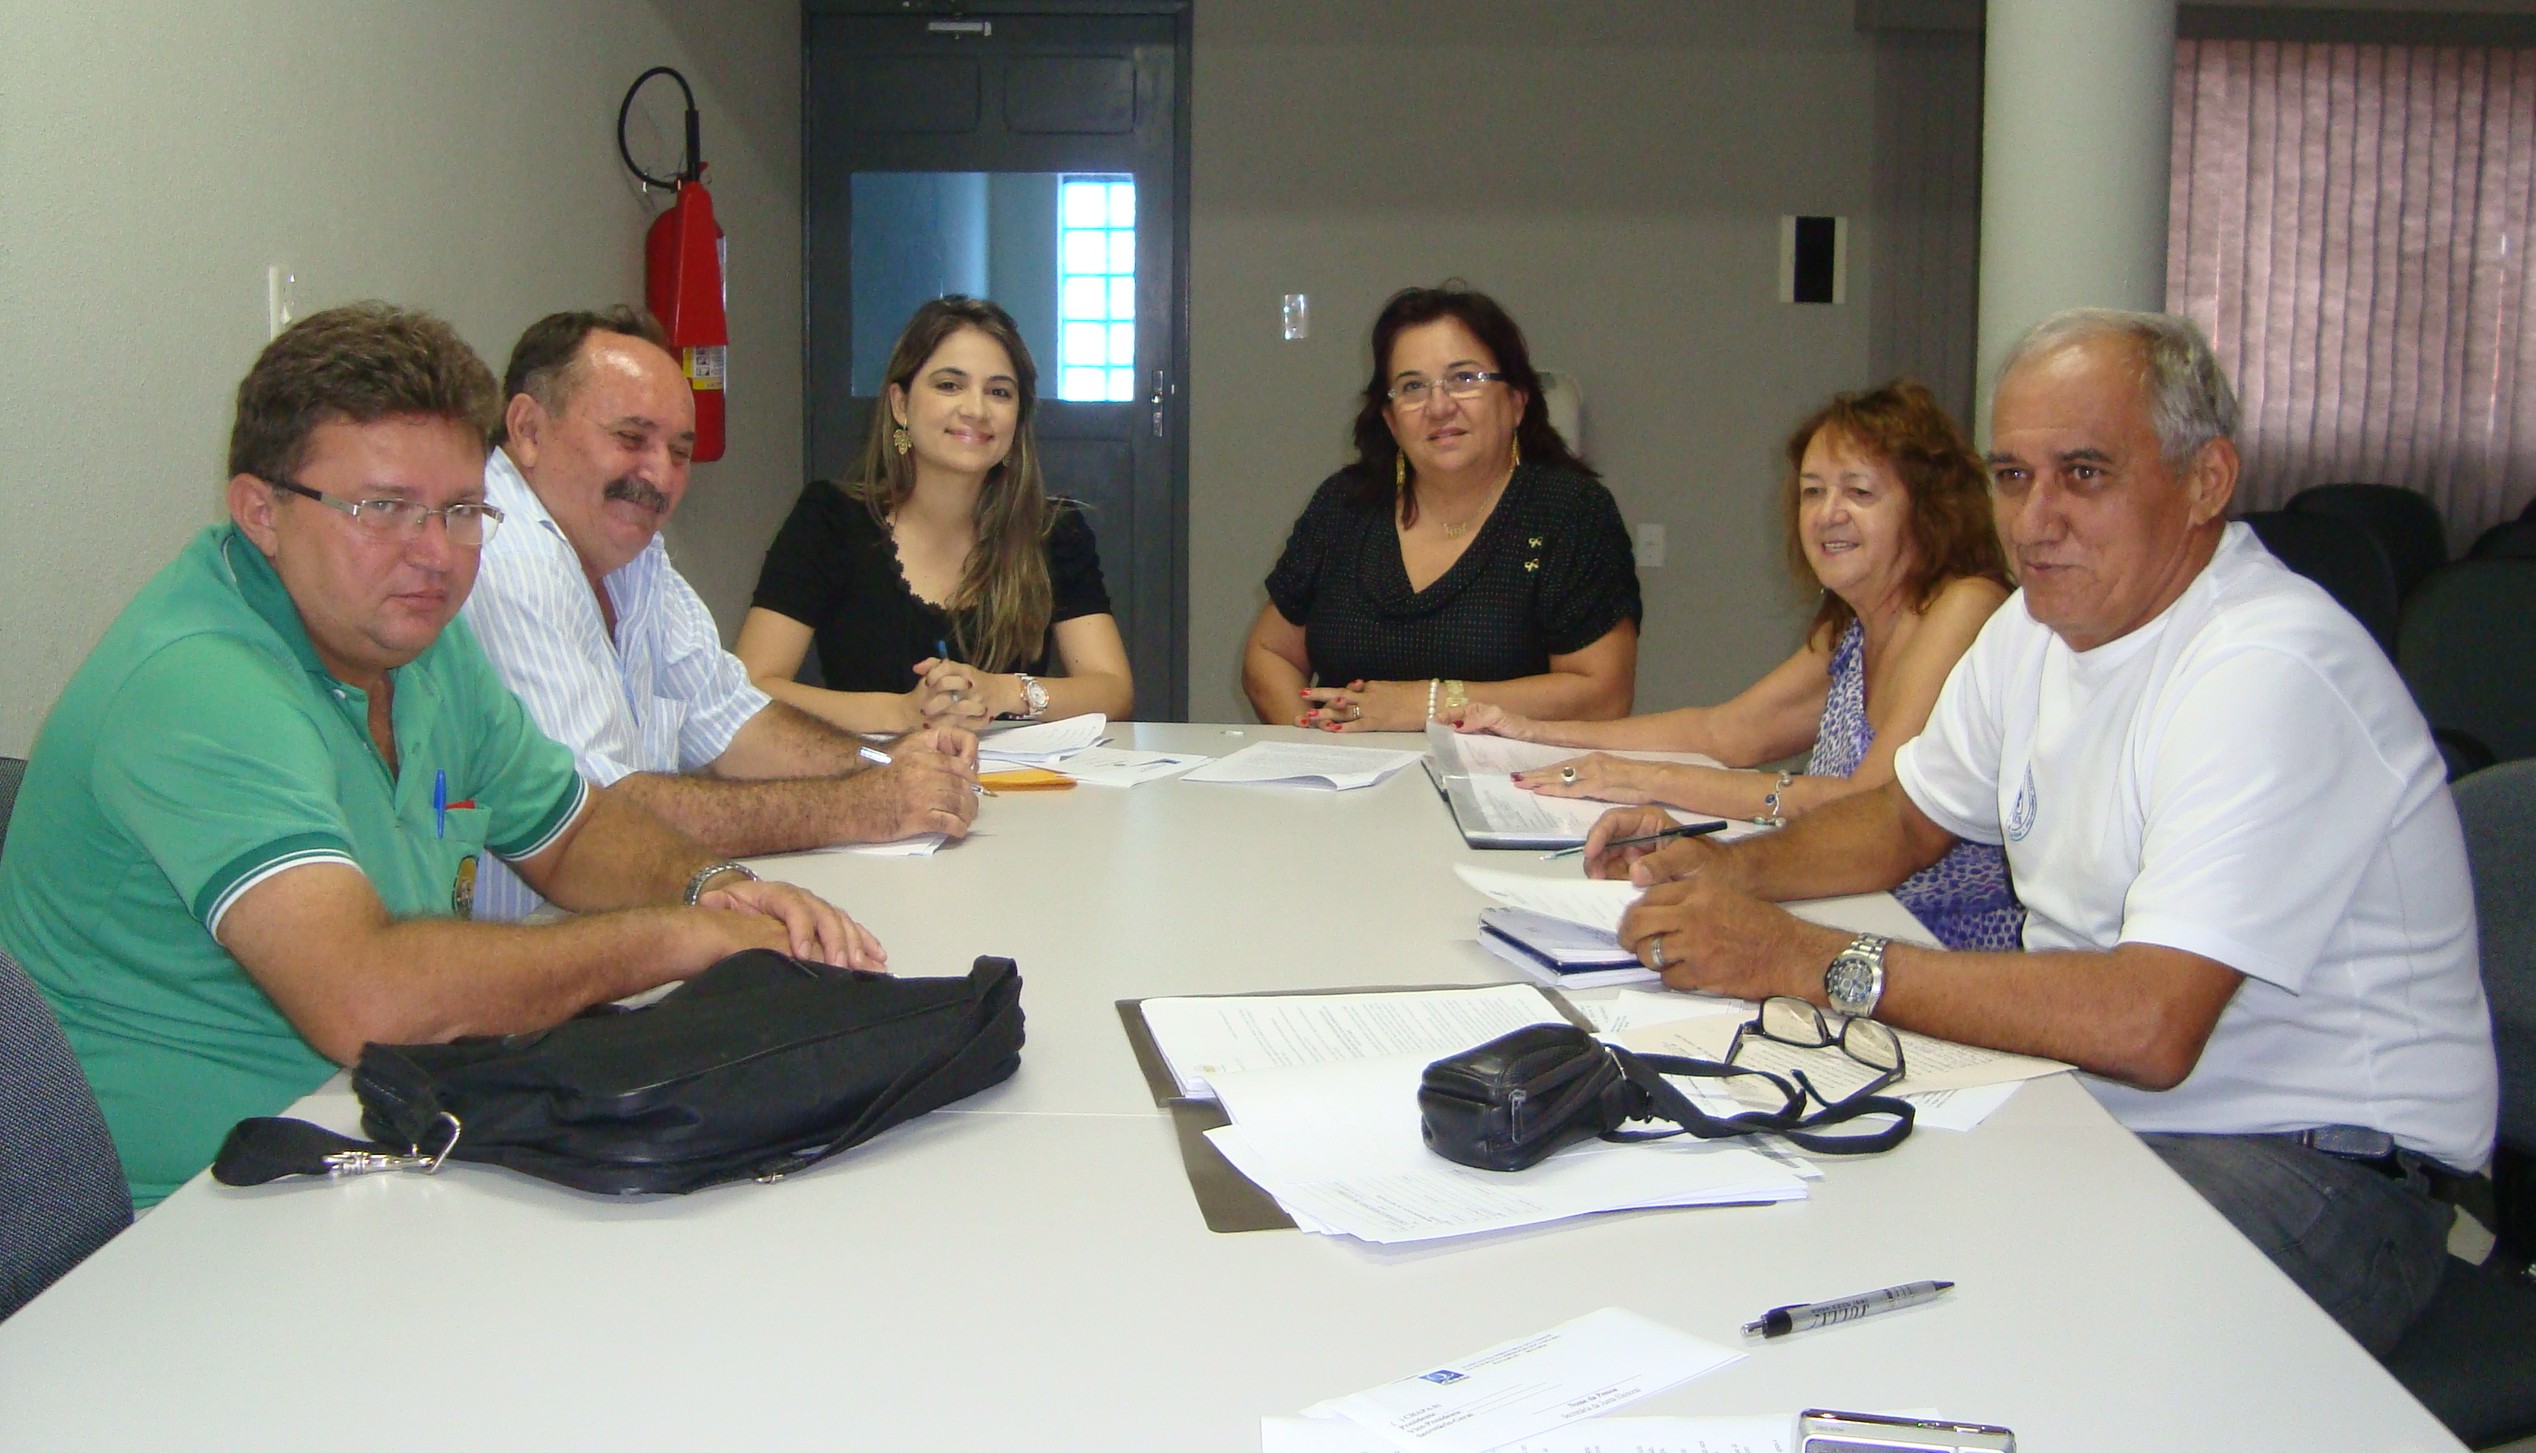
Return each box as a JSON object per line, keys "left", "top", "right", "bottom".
{"left": 1760, "top": 771, "right": 1795, "bottom": 827}
{"left": 683, "top": 860, "right": 758, "bottom": 907}
{"left": 1426, "top": 678, "right": 1440, "bottom": 720}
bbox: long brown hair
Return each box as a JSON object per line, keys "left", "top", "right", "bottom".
{"left": 846, "top": 296, "right": 1053, "bottom": 673}
{"left": 1342, "top": 282, "right": 1594, "bottom": 524}
{"left": 1779, "top": 379, "right": 2008, "bottom": 648}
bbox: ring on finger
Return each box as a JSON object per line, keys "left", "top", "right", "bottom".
{"left": 1560, "top": 766, "right": 1578, "bottom": 785}
{"left": 1648, "top": 935, "right": 1667, "bottom": 970}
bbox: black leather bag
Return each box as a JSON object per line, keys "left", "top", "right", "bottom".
{"left": 214, "top": 951, "right": 1024, "bottom": 1196}
{"left": 1419, "top": 1022, "right": 1913, "bottom": 1172}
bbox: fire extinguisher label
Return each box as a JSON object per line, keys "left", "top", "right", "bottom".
{"left": 684, "top": 346, "right": 728, "bottom": 391}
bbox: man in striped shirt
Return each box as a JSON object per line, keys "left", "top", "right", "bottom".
{"left": 462, "top": 308, "right": 979, "bottom": 920}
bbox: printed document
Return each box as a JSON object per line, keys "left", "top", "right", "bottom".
{"left": 1055, "top": 746, "right": 1209, "bottom": 786}
{"left": 1303, "top": 1307, "right": 1744, "bottom": 1453}
{"left": 977, "top": 713, "right": 1106, "bottom": 763}
{"left": 1263, "top": 1413, "right": 1789, "bottom": 1453}
{"left": 1453, "top": 866, "right": 1942, "bottom": 949}
{"left": 1185, "top": 740, "right": 1425, "bottom": 789}
{"left": 1138, "top": 985, "right": 1566, "bottom": 1099}
{"left": 1201, "top": 1051, "right": 1804, "bottom": 1244}
{"left": 1425, "top": 722, "right": 1725, "bottom": 778}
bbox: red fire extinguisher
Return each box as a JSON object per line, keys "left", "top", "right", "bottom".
{"left": 620, "top": 67, "right": 728, "bottom": 463}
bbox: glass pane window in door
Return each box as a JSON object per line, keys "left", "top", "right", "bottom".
{"left": 1056, "top": 175, "right": 1135, "bottom": 402}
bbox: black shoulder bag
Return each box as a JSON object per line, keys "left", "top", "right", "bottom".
{"left": 213, "top": 950, "right": 1023, "bottom": 1196}
{"left": 1418, "top": 1021, "right": 1914, "bottom": 1172}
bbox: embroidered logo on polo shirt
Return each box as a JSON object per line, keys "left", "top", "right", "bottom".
{"left": 2007, "top": 766, "right": 2037, "bottom": 842}
{"left": 452, "top": 854, "right": 478, "bottom": 919}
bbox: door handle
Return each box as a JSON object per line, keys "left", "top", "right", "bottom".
{"left": 1149, "top": 369, "right": 1166, "bottom": 438}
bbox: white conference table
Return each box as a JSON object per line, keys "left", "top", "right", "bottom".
{"left": 0, "top": 724, "right": 2464, "bottom": 1451}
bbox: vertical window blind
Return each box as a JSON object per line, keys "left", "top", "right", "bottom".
{"left": 2169, "top": 40, "right": 2536, "bottom": 545}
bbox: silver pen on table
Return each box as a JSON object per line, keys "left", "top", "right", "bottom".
{"left": 1744, "top": 1279, "right": 1954, "bottom": 1338}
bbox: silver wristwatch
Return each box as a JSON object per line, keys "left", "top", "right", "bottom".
{"left": 683, "top": 860, "right": 758, "bottom": 907}
{"left": 1823, "top": 932, "right": 1891, "bottom": 1018}
{"left": 1013, "top": 673, "right": 1049, "bottom": 720}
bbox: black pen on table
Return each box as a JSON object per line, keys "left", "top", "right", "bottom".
{"left": 1539, "top": 818, "right": 1730, "bottom": 860}
{"left": 1744, "top": 1279, "right": 1954, "bottom": 1338}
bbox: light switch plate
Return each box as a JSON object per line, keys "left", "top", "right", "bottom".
{"left": 1634, "top": 522, "right": 1666, "bottom": 569}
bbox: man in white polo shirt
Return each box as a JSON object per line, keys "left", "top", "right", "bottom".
{"left": 1588, "top": 308, "right": 2496, "bottom": 1355}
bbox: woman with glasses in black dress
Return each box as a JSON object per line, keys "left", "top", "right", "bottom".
{"left": 1240, "top": 283, "right": 1641, "bottom": 732}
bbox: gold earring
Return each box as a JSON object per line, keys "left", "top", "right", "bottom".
{"left": 1510, "top": 436, "right": 1522, "bottom": 468}
{"left": 892, "top": 426, "right": 911, "bottom": 457}
{"left": 1395, "top": 451, "right": 1407, "bottom": 487}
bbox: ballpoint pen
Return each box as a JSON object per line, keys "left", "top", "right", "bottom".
{"left": 433, "top": 769, "right": 447, "bottom": 840}
{"left": 866, "top": 738, "right": 992, "bottom": 796}
{"left": 1539, "top": 818, "right": 1728, "bottom": 859}
{"left": 1744, "top": 1279, "right": 1954, "bottom": 1338}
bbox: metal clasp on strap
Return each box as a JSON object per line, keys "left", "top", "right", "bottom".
{"left": 322, "top": 1112, "right": 462, "bottom": 1179}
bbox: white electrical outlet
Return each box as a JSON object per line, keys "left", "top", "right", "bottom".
{"left": 1633, "top": 522, "right": 1667, "bottom": 569}
{"left": 266, "top": 264, "right": 297, "bottom": 337}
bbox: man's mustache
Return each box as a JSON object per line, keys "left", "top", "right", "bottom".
{"left": 604, "top": 477, "right": 671, "bottom": 514}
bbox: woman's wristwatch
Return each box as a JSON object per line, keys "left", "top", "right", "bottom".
{"left": 1010, "top": 673, "right": 1049, "bottom": 720}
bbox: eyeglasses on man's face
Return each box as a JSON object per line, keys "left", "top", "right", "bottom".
{"left": 1386, "top": 370, "right": 1508, "bottom": 409}
{"left": 263, "top": 476, "right": 506, "bottom": 547}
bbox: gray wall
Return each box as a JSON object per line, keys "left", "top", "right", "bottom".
{"left": 1186, "top": 0, "right": 1879, "bottom": 723}
{"left": 0, "top": 0, "right": 802, "bottom": 756}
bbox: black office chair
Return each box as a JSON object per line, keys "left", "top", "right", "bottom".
{"left": 2468, "top": 517, "right": 2536, "bottom": 563}
{"left": 0, "top": 946, "right": 132, "bottom": 1320}
{"left": 2288, "top": 482, "right": 2451, "bottom": 604}
{"left": 2241, "top": 509, "right": 2401, "bottom": 655}
{"left": 2383, "top": 761, "right": 2536, "bottom": 1448}
{"left": 2399, "top": 562, "right": 2536, "bottom": 767}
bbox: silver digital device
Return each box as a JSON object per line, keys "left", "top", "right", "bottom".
{"left": 1797, "top": 1410, "right": 2016, "bottom": 1452}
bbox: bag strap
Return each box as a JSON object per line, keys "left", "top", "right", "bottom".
{"left": 1603, "top": 1044, "right": 1915, "bottom": 1156}
{"left": 211, "top": 1112, "right": 462, "bottom": 1187}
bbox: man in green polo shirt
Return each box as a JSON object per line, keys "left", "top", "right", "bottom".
{"left": 0, "top": 303, "right": 882, "bottom": 1208}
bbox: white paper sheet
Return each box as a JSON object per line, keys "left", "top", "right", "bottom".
{"left": 1452, "top": 867, "right": 1942, "bottom": 950}
{"left": 1203, "top": 1052, "right": 1803, "bottom": 1244}
{"left": 1053, "top": 746, "right": 1209, "bottom": 786}
{"left": 977, "top": 712, "right": 1106, "bottom": 763}
{"left": 1263, "top": 1414, "right": 1790, "bottom": 1453}
{"left": 1425, "top": 722, "right": 1727, "bottom": 778}
{"left": 821, "top": 832, "right": 950, "bottom": 857}
{"left": 1304, "top": 1307, "right": 1745, "bottom": 1453}
{"left": 1902, "top": 1081, "right": 2024, "bottom": 1132}
{"left": 1184, "top": 740, "right": 1425, "bottom": 789}
{"left": 1456, "top": 773, "right": 1634, "bottom": 839}
{"left": 1137, "top": 985, "right": 1567, "bottom": 1100}
{"left": 1619, "top": 1014, "right": 2069, "bottom": 1097}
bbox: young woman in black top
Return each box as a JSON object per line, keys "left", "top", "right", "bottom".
{"left": 1241, "top": 284, "right": 1641, "bottom": 731}
{"left": 737, "top": 297, "right": 1134, "bottom": 733}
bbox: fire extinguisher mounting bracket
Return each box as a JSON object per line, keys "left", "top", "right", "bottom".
{"left": 618, "top": 66, "right": 703, "bottom": 191}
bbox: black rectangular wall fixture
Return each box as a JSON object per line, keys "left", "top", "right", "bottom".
{"left": 1782, "top": 214, "right": 1846, "bottom": 305}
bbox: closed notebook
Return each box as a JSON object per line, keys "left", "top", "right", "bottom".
{"left": 1477, "top": 906, "right": 1655, "bottom": 989}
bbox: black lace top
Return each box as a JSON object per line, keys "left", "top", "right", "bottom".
{"left": 1263, "top": 465, "right": 1641, "bottom": 684}
{"left": 750, "top": 480, "right": 1112, "bottom": 690}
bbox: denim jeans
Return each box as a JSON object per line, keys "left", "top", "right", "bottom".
{"left": 2143, "top": 1131, "right": 2452, "bottom": 1356}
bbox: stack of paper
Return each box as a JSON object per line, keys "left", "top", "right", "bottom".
{"left": 977, "top": 713, "right": 1107, "bottom": 765}
{"left": 1278, "top": 1308, "right": 1747, "bottom": 1453}
{"left": 1134, "top": 985, "right": 1805, "bottom": 1243}
{"left": 1451, "top": 865, "right": 1943, "bottom": 949}
{"left": 1203, "top": 1051, "right": 1804, "bottom": 1244}
{"left": 1184, "top": 740, "right": 1424, "bottom": 789}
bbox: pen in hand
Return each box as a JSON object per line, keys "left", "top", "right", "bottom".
{"left": 865, "top": 739, "right": 991, "bottom": 797}
{"left": 1541, "top": 818, "right": 1729, "bottom": 860}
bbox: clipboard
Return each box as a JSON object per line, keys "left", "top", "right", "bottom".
{"left": 1115, "top": 984, "right": 1594, "bottom": 1233}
